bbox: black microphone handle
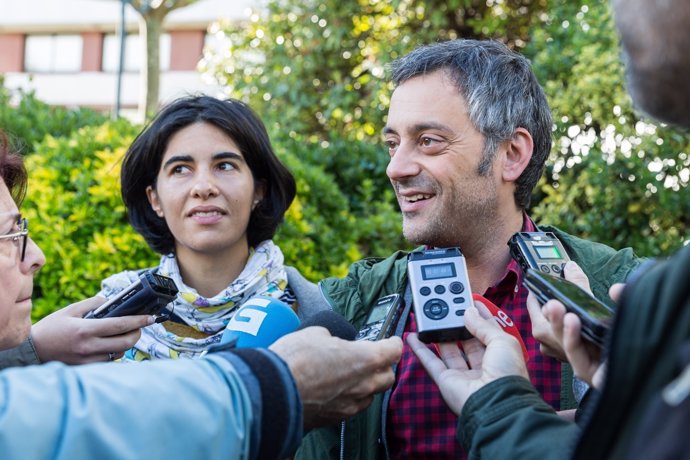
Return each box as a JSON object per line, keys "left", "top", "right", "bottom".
{"left": 299, "top": 310, "right": 357, "bottom": 341}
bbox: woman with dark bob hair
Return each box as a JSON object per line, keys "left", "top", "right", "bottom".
{"left": 99, "top": 96, "right": 324, "bottom": 360}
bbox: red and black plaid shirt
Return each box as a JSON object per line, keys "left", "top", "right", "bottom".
{"left": 387, "top": 217, "right": 562, "bottom": 459}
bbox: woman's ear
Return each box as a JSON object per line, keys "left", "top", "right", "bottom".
{"left": 146, "top": 185, "right": 164, "bottom": 217}
{"left": 502, "top": 127, "right": 534, "bottom": 182}
{"left": 252, "top": 180, "right": 266, "bottom": 210}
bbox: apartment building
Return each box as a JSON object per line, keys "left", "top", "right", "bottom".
{"left": 0, "top": 0, "right": 254, "bottom": 117}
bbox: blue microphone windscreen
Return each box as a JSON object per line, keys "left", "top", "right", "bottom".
{"left": 299, "top": 310, "right": 357, "bottom": 341}
{"left": 222, "top": 296, "right": 300, "bottom": 348}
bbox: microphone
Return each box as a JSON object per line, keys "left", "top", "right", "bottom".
{"left": 472, "top": 293, "right": 530, "bottom": 362}
{"left": 221, "top": 296, "right": 300, "bottom": 348}
{"left": 298, "top": 310, "right": 357, "bottom": 341}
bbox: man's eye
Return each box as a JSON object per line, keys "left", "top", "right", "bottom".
{"left": 421, "top": 137, "right": 438, "bottom": 146}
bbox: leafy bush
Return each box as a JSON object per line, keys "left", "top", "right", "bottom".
{"left": 0, "top": 77, "right": 107, "bottom": 152}
{"left": 275, "top": 134, "right": 407, "bottom": 280}
{"left": 526, "top": 1, "right": 690, "bottom": 256}
{"left": 24, "top": 120, "right": 157, "bottom": 320}
{"left": 203, "top": 0, "right": 690, "bottom": 257}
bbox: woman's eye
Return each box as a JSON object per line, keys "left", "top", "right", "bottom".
{"left": 384, "top": 139, "right": 398, "bottom": 150}
{"left": 218, "top": 162, "right": 236, "bottom": 171}
{"left": 172, "top": 165, "right": 190, "bottom": 174}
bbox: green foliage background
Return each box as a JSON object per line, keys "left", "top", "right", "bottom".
{"left": 200, "top": 0, "right": 689, "bottom": 255}
{"left": 2, "top": 0, "right": 688, "bottom": 319}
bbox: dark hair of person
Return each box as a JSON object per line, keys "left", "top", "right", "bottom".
{"left": 0, "top": 130, "right": 28, "bottom": 205}
{"left": 120, "top": 96, "right": 296, "bottom": 254}
{"left": 390, "top": 39, "right": 553, "bottom": 209}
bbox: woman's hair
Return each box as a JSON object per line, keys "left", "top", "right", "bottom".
{"left": 0, "top": 130, "right": 28, "bottom": 205}
{"left": 121, "top": 96, "right": 296, "bottom": 254}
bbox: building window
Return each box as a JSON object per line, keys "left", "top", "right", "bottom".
{"left": 25, "top": 34, "right": 83, "bottom": 73}
{"left": 102, "top": 33, "right": 171, "bottom": 72}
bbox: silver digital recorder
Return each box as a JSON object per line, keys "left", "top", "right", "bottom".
{"left": 408, "top": 247, "right": 473, "bottom": 343}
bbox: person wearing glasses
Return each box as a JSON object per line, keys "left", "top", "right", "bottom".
{"left": 0, "top": 142, "right": 151, "bottom": 368}
{"left": 0, "top": 129, "right": 402, "bottom": 459}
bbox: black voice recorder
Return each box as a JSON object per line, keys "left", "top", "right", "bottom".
{"left": 85, "top": 271, "right": 178, "bottom": 319}
{"left": 355, "top": 294, "right": 403, "bottom": 341}
{"left": 509, "top": 231, "right": 571, "bottom": 275}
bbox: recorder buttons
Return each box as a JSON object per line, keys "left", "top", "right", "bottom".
{"left": 423, "top": 299, "right": 449, "bottom": 320}
{"left": 551, "top": 264, "right": 562, "bottom": 274}
{"left": 449, "top": 281, "right": 465, "bottom": 294}
{"left": 420, "top": 286, "right": 431, "bottom": 296}
{"left": 434, "top": 285, "right": 446, "bottom": 295}
{"left": 540, "top": 264, "right": 550, "bottom": 273}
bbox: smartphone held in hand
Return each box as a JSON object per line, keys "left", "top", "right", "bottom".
{"left": 523, "top": 268, "right": 614, "bottom": 347}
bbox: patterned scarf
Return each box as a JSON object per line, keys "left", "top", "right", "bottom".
{"left": 123, "top": 240, "right": 288, "bottom": 360}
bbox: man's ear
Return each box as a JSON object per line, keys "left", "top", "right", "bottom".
{"left": 146, "top": 185, "right": 164, "bottom": 217}
{"left": 502, "top": 127, "right": 534, "bottom": 182}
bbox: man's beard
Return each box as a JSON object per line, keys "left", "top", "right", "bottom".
{"left": 402, "top": 176, "right": 499, "bottom": 252}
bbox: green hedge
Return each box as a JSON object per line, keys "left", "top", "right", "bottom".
{"left": 24, "top": 120, "right": 156, "bottom": 319}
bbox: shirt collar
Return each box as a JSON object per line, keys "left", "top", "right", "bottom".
{"left": 424, "top": 212, "right": 536, "bottom": 298}
{"left": 489, "top": 212, "right": 537, "bottom": 299}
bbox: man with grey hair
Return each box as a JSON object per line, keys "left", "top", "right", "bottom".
{"left": 394, "top": 1, "right": 690, "bottom": 458}
{"left": 297, "top": 39, "right": 640, "bottom": 459}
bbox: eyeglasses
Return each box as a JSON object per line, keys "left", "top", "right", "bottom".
{"left": 0, "top": 217, "right": 28, "bottom": 262}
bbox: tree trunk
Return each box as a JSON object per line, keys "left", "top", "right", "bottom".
{"left": 138, "top": 10, "right": 164, "bottom": 121}
{"left": 129, "top": 0, "right": 198, "bottom": 121}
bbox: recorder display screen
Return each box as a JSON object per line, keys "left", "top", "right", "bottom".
{"left": 535, "top": 245, "right": 562, "bottom": 259}
{"left": 422, "top": 262, "right": 456, "bottom": 280}
{"left": 368, "top": 304, "right": 390, "bottom": 323}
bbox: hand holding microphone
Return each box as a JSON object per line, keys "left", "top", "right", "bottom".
{"left": 270, "top": 322, "right": 402, "bottom": 430}
{"left": 217, "top": 297, "right": 402, "bottom": 429}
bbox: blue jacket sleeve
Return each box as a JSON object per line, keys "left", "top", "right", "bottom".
{"left": 459, "top": 376, "right": 580, "bottom": 460}
{"left": 0, "top": 350, "right": 302, "bottom": 460}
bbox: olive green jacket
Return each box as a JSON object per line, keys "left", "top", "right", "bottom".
{"left": 296, "top": 226, "right": 642, "bottom": 460}
{"left": 458, "top": 243, "right": 689, "bottom": 460}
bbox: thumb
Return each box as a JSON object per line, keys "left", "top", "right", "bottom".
{"left": 463, "top": 307, "right": 505, "bottom": 345}
{"left": 65, "top": 296, "right": 107, "bottom": 316}
{"left": 563, "top": 262, "right": 592, "bottom": 292}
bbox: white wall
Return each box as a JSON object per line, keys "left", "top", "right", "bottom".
{"left": 0, "top": 0, "right": 257, "bottom": 117}
{"left": 3, "top": 71, "right": 225, "bottom": 109}
{"left": 0, "top": 0, "right": 256, "bottom": 31}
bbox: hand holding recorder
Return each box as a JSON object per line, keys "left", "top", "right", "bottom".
{"left": 523, "top": 266, "right": 614, "bottom": 348}
{"left": 535, "top": 261, "right": 612, "bottom": 389}
{"left": 31, "top": 296, "right": 155, "bottom": 364}
{"left": 407, "top": 300, "right": 530, "bottom": 416}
